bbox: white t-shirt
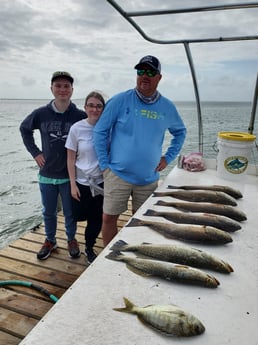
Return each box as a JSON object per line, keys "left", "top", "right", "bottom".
{"left": 65, "top": 119, "right": 103, "bottom": 186}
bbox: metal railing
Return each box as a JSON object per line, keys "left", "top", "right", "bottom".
{"left": 106, "top": 0, "right": 258, "bottom": 152}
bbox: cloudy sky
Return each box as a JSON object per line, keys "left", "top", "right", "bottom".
{"left": 0, "top": 0, "right": 257, "bottom": 101}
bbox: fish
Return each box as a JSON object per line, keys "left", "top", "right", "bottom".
{"left": 106, "top": 251, "right": 220, "bottom": 288}
{"left": 152, "top": 189, "right": 238, "bottom": 206}
{"left": 113, "top": 297, "right": 205, "bottom": 337}
{"left": 143, "top": 209, "right": 241, "bottom": 232}
{"left": 155, "top": 200, "right": 247, "bottom": 222}
{"left": 167, "top": 184, "right": 243, "bottom": 199}
{"left": 226, "top": 158, "right": 247, "bottom": 170}
{"left": 126, "top": 217, "right": 233, "bottom": 244}
{"left": 110, "top": 240, "right": 233, "bottom": 273}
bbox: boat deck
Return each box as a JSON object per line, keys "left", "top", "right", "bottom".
{"left": 0, "top": 208, "right": 132, "bottom": 344}
{"left": 17, "top": 161, "right": 258, "bottom": 345}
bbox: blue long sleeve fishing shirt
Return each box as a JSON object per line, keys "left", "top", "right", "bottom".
{"left": 93, "top": 89, "right": 186, "bottom": 185}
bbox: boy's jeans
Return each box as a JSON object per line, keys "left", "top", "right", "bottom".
{"left": 39, "top": 182, "right": 76, "bottom": 242}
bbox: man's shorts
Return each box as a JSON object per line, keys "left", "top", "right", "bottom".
{"left": 103, "top": 169, "right": 158, "bottom": 215}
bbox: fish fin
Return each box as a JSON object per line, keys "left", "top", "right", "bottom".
{"left": 141, "top": 242, "right": 151, "bottom": 245}
{"left": 126, "top": 264, "right": 152, "bottom": 277}
{"left": 135, "top": 253, "right": 153, "bottom": 260}
{"left": 110, "top": 239, "right": 127, "bottom": 251}
{"left": 125, "top": 218, "right": 143, "bottom": 227}
{"left": 174, "top": 264, "right": 190, "bottom": 269}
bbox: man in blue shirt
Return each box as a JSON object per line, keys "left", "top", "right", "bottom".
{"left": 94, "top": 56, "right": 186, "bottom": 246}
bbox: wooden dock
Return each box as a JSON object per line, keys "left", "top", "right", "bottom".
{"left": 0, "top": 209, "right": 132, "bottom": 345}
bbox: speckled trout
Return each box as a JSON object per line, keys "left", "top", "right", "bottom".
{"left": 114, "top": 297, "right": 205, "bottom": 337}
{"left": 153, "top": 189, "right": 238, "bottom": 206}
{"left": 106, "top": 251, "right": 220, "bottom": 288}
{"left": 167, "top": 184, "right": 243, "bottom": 199}
{"left": 126, "top": 217, "right": 233, "bottom": 244}
{"left": 110, "top": 240, "right": 233, "bottom": 273}
{"left": 155, "top": 200, "right": 247, "bottom": 222}
{"left": 144, "top": 209, "right": 241, "bottom": 232}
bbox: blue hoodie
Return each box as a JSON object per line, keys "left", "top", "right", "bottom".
{"left": 93, "top": 89, "right": 186, "bottom": 185}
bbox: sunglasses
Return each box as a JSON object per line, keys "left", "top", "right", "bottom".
{"left": 137, "top": 69, "right": 158, "bottom": 77}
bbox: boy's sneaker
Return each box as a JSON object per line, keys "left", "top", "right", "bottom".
{"left": 68, "top": 239, "right": 81, "bottom": 258}
{"left": 85, "top": 247, "right": 97, "bottom": 264}
{"left": 37, "top": 239, "right": 57, "bottom": 260}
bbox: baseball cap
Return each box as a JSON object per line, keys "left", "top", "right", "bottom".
{"left": 51, "top": 71, "right": 74, "bottom": 84}
{"left": 134, "top": 55, "right": 161, "bottom": 73}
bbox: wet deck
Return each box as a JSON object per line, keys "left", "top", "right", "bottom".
{"left": 0, "top": 208, "right": 132, "bottom": 345}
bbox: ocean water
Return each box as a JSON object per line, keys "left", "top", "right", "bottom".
{"left": 0, "top": 99, "right": 257, "bottom": 248}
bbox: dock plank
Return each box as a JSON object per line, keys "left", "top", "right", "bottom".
{"left": 0, "top": 308, "right": 38, "bottom": 338}
{"left": 0, "top": 330, "right": 20, "bottom": 345}
{"left": 0, "top": 246, "right": 86, "bottom": 274}
{"left": 0, "top": 289, "right": 52, "bottom": 319}
{"left": 0, "top": 207, "right": 132, "bottom": 344}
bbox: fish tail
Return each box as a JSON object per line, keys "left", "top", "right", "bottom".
{"left": 167, "top": 185, "right": 183, "bottom": 189}
{"left": 113, "top": 297, "right": 135, "bottom": 313}
{"left": 105, "top": 250, "right": 124, "bottom": 261}
{"left": 155, "top": 200, "right": 166, "bottom": 206}
{"left": 110, "top": 240, "right": 127, "bottom": 251}
{"left": 126, "top": 218, "right": 144, "bottom": 227}
{"left": 143, "top": 209, "right": 156, "bottom": 216}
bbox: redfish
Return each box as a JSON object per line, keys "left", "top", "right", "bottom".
{"left": 143, "top": 209, "right": 241, "bottom": 232}
{"left": 126, "top": 217, "right": 233, "bottom": 244}
{"left": 155, "top": 200, "right": 247, "bottom": 222}
{"left": 153, "top": 190, "right": 237, "bottom": 206}
{"left": 167, "top": 184, "right": 243, "bottom": 199}
{"left": 110, "top": 240, "right": 233, "bottom": 273}
{"left": 106, "top": 251, "right": 220, "bottom": 288}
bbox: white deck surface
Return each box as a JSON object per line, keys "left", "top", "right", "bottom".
{"left": 21, "top": 162, "right": 258, "bottom": 345}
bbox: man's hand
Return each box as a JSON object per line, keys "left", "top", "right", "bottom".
{"left": 155, "top": 156, "right": 168, "bottom": 172}
{"left": 34, "top": 153, "right": 45, "bottom": 168}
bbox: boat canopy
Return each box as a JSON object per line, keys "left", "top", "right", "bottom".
{"left": 106, "top": 0, "right": 258, "bottom": 151}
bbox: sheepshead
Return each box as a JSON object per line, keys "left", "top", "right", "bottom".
{"left": 113, "top": 297, "right": 205, "bottom": 337}
{"left": 126, "top": 217, "right": 233, "bottom": 244}
{"left": 155, "top": 200, "right": 247, "bottom": 222}
{"left": 110, "top": 240, "right": 233, "bottom": 273}
{"left": 143, "top": 209, "right": 241, "bottom": 232}
{"left": 106, "top": 251, "right": 219, "bottom": 288}
{"left": 167, "top": 184, "right": 243, "bottom": 199}
{"left": 153, "top": 189, "right": 237, "bottom": 206}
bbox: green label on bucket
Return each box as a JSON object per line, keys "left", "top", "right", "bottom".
{"left": 224, "top": 156, "right": 248, "bottom": 174}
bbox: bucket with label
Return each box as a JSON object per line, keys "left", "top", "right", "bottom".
{"left": 217, "top": 131, "right": 256, "bottom": 181}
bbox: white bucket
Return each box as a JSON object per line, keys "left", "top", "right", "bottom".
{"left": 217, "top": 131, "right": 256, "bottom": 181}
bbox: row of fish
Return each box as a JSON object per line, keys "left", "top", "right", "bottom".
{"left": 109, "top": 184, "right": 244, "bottom": 337}
{"left": 148, "top": 184, "right": 246, "bottom": 242}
